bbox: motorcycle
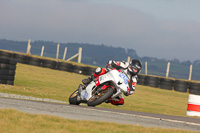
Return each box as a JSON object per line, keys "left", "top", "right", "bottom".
{"left": 69, "top": 69, "right": 130, "bottom": 106}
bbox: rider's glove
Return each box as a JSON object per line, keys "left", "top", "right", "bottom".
{"left": 106, "top": 60, "right": 114, "bottom": 71}
{"left": 106, "top": 60, "right": 121, "bottom": 70}
{"left": 106, "top": 64, "right": 113, "bottom": 71}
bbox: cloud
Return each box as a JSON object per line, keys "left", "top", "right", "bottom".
{"left": 0, "top": 0, "right": 200, "bottom": 61}
{"left": 0, "top": 0, "right": 158, "bottom": 41}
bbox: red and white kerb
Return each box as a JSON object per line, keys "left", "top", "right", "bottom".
{"left": 187, "top": 94, "right": 200, "bottom": 117}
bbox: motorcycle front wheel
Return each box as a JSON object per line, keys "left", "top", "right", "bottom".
{"left": 87, "top": 87, "right": 114, "bottom": 107}
{"left": 69, "top": 89, "right": 81, "bottom": 105}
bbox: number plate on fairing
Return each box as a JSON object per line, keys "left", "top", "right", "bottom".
{"left": 84, "top": 91, "right": 88, "bottom": 99}
{"left": 119, "top": 73, "right": 128, "bottom": 84}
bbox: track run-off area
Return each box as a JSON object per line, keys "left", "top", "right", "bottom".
{"left": 0, "top": 97, "right": 200, "bottom": 132}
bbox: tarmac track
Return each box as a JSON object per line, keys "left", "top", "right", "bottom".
{"left": 0, "top": 97, "right": 200, "bottom": 132}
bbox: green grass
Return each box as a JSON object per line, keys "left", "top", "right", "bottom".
{"left": 0, "top": 63, "right": 190, "bottom": 116}
{"left": 1, "top": 63, "right": 85, "bottom": 100}
{"left": 0, "top": 109, "right": 199, "bottom": 133}
{"left": 0, "top": 63, "right": 199, "bottom": 133}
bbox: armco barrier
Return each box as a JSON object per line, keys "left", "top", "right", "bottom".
{"left": 0, "top": 50, "right": 98, "bottom": 77}
{"left": 0, "top": 51, "right": 13, "bottom": 59}
{"left": 57, "top": 62, "right": 73, "bottom": 72}
{"left": 42, "top": 59, "right": 57, "bottom": 69}
{"left": 159, "top": 78, "right": 174, "bottom": 90}
{"left": 0, "top": 57, "right": 17, "bottom": 85}
{"left": 71, "top": 65, "right": 86, "bottom": 74}
{"left": 137, "top": 74, "right": 145, "bottom": 85}
{"left": 27, "top": 56, "right": 42, "bottom": 67}
{"left": 188, "top": 82, "right": 200, "bottom": 95}
{"left": 71, "top": 65, "right": 97, "bottom": 75}
{"left": 83, "top": 67, "right": 96, "bottom": 75}
{"left": 13, "top": 53, "right": 27, "bottom": 64}
{"left": 1, "top": 49, "right": 200, "bottom": 95}
{"left": 144, "top": 76, "right": 159, "bottom": 88}
{"left": 174, "top": 80, "right": 188, "bottom": 93}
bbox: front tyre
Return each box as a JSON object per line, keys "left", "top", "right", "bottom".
{"left": 87, "top": 87, "right": 114, "bottom": 107}
{"left": 69, "top": 89, "right": 81, "bottom": 105}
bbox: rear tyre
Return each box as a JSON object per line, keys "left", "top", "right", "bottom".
{"left": 87, "top": 87, "right": 114, "bottom": 107}
{"left": 69, "top": 89, "right": 81, "bottom": 105}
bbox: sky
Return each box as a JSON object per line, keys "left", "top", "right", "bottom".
{"left": 0, "top": 0, "right": 200, "bottom": 62}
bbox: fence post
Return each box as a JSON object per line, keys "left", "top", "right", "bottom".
{"left": 26, "top": 39, "right": 31, "bottom": 55}
{"left": 77, "top": 47, "right": 82, "bottom": 63}
{"left": 188, "top": 64, "right": 193, "bottom": 80}
{"left": 145, "top": 61, "right": 148, "bottom": 75}
{"left": 63, "top": 47, "right": 67, "bottom": 60}
{"left": 40, "top": 46, "right": 44, "bottom": 56}
{"left": 66, "top": 47, "right": 82, "bottom": 62}
{"left": 56, "top": 43, "right": 60, "bottom": 60}
{"left": 127, "top": 56, "right": 130, "bottom": 63}
{"left": 166, "top": 62, "right": 170, "bottom": 78}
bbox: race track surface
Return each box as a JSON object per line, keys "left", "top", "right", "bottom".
{"left": 0, "top": 97, "right": 200, "bottom": 131}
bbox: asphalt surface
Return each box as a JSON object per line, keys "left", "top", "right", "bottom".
{"left": 0, "top": 97, "right": 200, "bottom": 132}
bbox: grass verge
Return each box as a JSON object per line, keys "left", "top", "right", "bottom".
{"left": 0, "top": 63, "right": 190, "bottom": 116}
{"left": 0, "top": 109, "right": 199, "bottom": 133}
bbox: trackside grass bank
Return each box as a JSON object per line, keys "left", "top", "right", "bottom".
{"left": 0, "top": 63, "right": 190, "bottom": 116}
{"left": 0, "top": 109, "right": 199, "bottom": 133}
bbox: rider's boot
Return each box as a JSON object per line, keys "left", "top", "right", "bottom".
{"left": 82, "top": 75, "right": 94, "bottom": 85}
{"left": 82, "top": 67, "right": 107, "bottom": 86}
{"left": 82, "top": 67, "right": 106, "bottom": 85}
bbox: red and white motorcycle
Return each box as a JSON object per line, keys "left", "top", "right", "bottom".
{"left": 69, "top": 69, "right": 130, "bottom": 106}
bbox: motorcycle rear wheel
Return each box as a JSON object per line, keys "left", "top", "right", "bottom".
{"left": 87, "top": 87, "right": 114, "bottom": 107}
{"left": 69, "top": 89, "right": 81, "bottom": 105}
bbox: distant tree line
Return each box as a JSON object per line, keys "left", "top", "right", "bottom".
{"left": 0, "top": 39, "right": 200, "bottom": 80}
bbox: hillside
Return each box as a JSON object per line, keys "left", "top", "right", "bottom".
{"left": 0, "top": 39, "right": 200, "bottom": 81}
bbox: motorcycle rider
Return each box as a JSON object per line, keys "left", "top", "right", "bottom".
{"left": 80, "top": 59, "right": 142, "bottom": 106}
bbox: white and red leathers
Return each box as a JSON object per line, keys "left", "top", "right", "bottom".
{"left": 93, "top": 60, "right": 138, "bottom": 105}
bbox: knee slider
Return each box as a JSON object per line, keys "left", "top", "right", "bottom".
{"left": 95, "top": 67, "right": 102, "bottom": 75}
{"left": 94, "top": 67, "right": 106, "bottom": 77}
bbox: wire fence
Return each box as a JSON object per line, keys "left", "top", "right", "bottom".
{"left": 0, "top": 39, "right": 200, "bottom": 81}
{"left": 140, "top": 60, "right": 200, "bottom": 81}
